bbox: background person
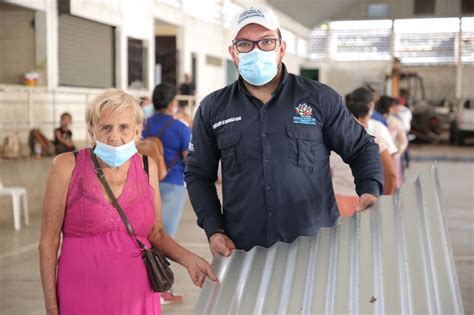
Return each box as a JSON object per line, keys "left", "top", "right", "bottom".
{"left": 39, "top": 89, "right": 216, "bottom": 315}
{"left": 331, "top": 88, "right": 397, "bottom": 216}
{"left": 394, "top": 96, "right": 412, "bottom": 168}
{"left": 139, "top": 96, "right": 155, "bottom": 119}
{"left": 177, "top": 74, "right": 195, "bottom": 127}
{"left": 178, "top": 73, "right": 195, "bottom": 96}
{"left": 142, "top": 83, "right": 191, "bottom": 303}
{"left": 53, "top": 112, "right": 75, "bottom": 155}
{"left": 376, "top": 96, "right": 408, "bottom": 188}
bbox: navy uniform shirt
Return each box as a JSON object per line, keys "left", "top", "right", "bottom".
{"left": 185, "top": 65, "right": 383, "bottom": 251}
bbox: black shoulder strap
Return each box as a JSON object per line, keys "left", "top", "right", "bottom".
{"left": 73, "top": 151, "right": 78, "bottom": 160}
{"left": 143, "top": 155, "right": 149, "bottom": 177}
{"left": 91, "top": 150, "right": 147, "bottom": 251}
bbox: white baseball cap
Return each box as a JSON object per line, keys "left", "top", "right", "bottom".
{"left": 230, "top": 6, "right": 281, "bottom": 41}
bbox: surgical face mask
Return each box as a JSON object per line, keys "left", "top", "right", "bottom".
{"left": 93, "top": 137, "right": 137, "bottom": 168}
{"left": 238, "top": 49, "right": 278, "bottom": 86}
{"left": 142, "top": 103, "right": 154, "bottom": 118}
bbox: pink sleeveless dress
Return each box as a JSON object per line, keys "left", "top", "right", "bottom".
{"left": 57, "top": 149, "right": 161, "bottom": 314}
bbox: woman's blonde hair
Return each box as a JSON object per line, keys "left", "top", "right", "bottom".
{"left": 85, "top": 89, "right": 144, "bottom": 134}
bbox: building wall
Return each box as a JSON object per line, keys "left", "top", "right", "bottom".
{"left": 332, "top": 0, "right": 464, "bottom": 21}
{"left": 461, "top": 65, "right": 474, "bottom": 98}
{"left": 0, "top": 1, "right": 310, "bottom": 146}
{"left": 0, "top": 3, "right": 36, "bottom": 85}
{"left": 320, "top": 61, "right": 472, "bottom": 104}
{"left": 320, "top": 61, "right": 387, "bottom": 97}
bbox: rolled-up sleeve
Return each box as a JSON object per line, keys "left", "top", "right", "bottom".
{"left": 321, "top": 90, "right": 384, "bottom": 197}
{"left": 184, "top": 100, "right": 224, "bottom": 238}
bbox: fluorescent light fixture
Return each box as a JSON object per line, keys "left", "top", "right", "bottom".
{"left": 394, "top": 18, "right": 460, "bottom": 33}
{"left": 330, "top": 19, "right": 392, "bottom": 30}
{"left": 461, "top": 17, "right": 474, "bottom": 32}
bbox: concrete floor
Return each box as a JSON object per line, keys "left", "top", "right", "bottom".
{"left": 0, "top": 144, "right": 472, "bottom": 314}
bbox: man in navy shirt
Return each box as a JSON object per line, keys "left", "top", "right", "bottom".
{"left": 185, "top": 6, "right": 384, "bottom": 255}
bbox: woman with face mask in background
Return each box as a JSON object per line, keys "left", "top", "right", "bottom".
{"left": 137, "top": 97, "right": 168, "bottom": 181}
{"left": 140, "top": 96, "right": 155, "bottom": 119}
{"left": 39, "top": 89, "right": 216, "bottom": 315}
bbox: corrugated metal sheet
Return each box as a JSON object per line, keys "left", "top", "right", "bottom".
{"left": 195, "top": 166, "right": 464, "bottom": 314}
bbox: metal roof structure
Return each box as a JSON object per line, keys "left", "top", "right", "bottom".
{"left": 195, "top": 166, "right": 464, "bottom": 314}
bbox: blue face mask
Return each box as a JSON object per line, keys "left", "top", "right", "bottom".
{"left": 238, "top": 49, "right": 278, "bottom": 86}
{"left": 142, "top": 103, "right": 154, "bottom": 118}
{"left": 93, "top": 138, "right": 137, "bottom": 168}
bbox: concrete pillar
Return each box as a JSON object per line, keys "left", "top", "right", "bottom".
{"left": 45, "top": 0, "right": 58, "bottom": 89}
{"left": 455, "top": 23, "right": 463, "bottom": 99}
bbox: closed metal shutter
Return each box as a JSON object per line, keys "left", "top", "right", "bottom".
{"left": 0, "top": 3, "right": 35, "bottom": 84}
{"left": 58, "top": 14, "right": 114, "bottom": 88}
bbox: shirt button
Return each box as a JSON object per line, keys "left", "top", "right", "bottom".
{"left": 261, "top": 133, "right": 266, "bottom": 138}
{"left": 268, "top": 212, "right": 273, "bottom": 217}
{"left": 265, "top": 159, "right": 270, "bottom": 163}
{"left": 266, "top": 186, "right": 271, "bottom": 190}
{"left": 262, "top": 108, "right": 266, "bottom": 113}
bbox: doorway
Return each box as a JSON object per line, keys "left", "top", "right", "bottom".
{"left": 300, "top": 68, "right": 319, "bottom": 81}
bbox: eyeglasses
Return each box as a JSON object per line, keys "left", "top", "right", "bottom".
{"left": 232, "top": 38, "right": 281, "bottom": 53}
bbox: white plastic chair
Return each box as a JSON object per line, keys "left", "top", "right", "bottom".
{"left": 0, "top": 182, "right": 29, "bottom": 231}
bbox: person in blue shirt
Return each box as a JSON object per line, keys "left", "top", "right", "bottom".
{"left": 142, "top": 83, "right": 191, "bottom": 304}
{"left": 143, "top": 83, "right": 190, "bottom": 237}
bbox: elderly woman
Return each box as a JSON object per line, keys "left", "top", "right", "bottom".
{"left": 39, "top": 89, "right": 216, "bottom": 315}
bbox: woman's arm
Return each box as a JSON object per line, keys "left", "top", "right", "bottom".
{"left": 380, "top": 149, "right": 397, "bottom": 195}
{"left": 39, "top": 153, "right": 75, "bottom": 314}
{"left": 145, "top": 158, "right": 217, "bottom": 287}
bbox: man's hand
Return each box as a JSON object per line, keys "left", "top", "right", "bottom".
{"left": 209, "top": 232, "right": 236, "bottom": 257}
{"left": 355, "top": 193, "right": 377, "bottom": 212}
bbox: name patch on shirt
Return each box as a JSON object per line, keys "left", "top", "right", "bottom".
{"left": 293, "top": 103, "right": 316, "bottom": 125}
{"left": 188, "top": 134, "right": 194, "bottom": 152}
{"left": 212, "top": 116, "right": 242, "bottom": 129}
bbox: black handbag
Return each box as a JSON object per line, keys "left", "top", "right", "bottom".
{"left": 91, "top": 152, "right": 174, "bottom": 292}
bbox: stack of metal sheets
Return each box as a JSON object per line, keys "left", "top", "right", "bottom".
{"left": 195, "top": 166, "right": 464, "bottom": 314}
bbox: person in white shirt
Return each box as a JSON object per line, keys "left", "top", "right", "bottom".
{"left": 376, "top": 96, "right": 408, "bottom": 188}
{"left": 393, "top": 97, "right": 412, "bottom": 168}
{"left": 331, "top": 88, "right": 397, "bottom": 216}
{"left": 394, "top": 100, "right": 412, "bottom": 133}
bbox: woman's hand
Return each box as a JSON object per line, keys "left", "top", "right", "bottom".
{"left": 183, "top": 254, "right": 218, "bottom": 288}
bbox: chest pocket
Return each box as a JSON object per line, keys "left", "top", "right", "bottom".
{"left": 287, "top": 125, "right": 323, "bottom": 168}
{"left": 217, "top": 131, "right": 241, "bottom": 172}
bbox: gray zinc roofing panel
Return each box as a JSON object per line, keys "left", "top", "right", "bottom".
{"left": 195, "top": 166, "right": 464, "bottom": 314}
